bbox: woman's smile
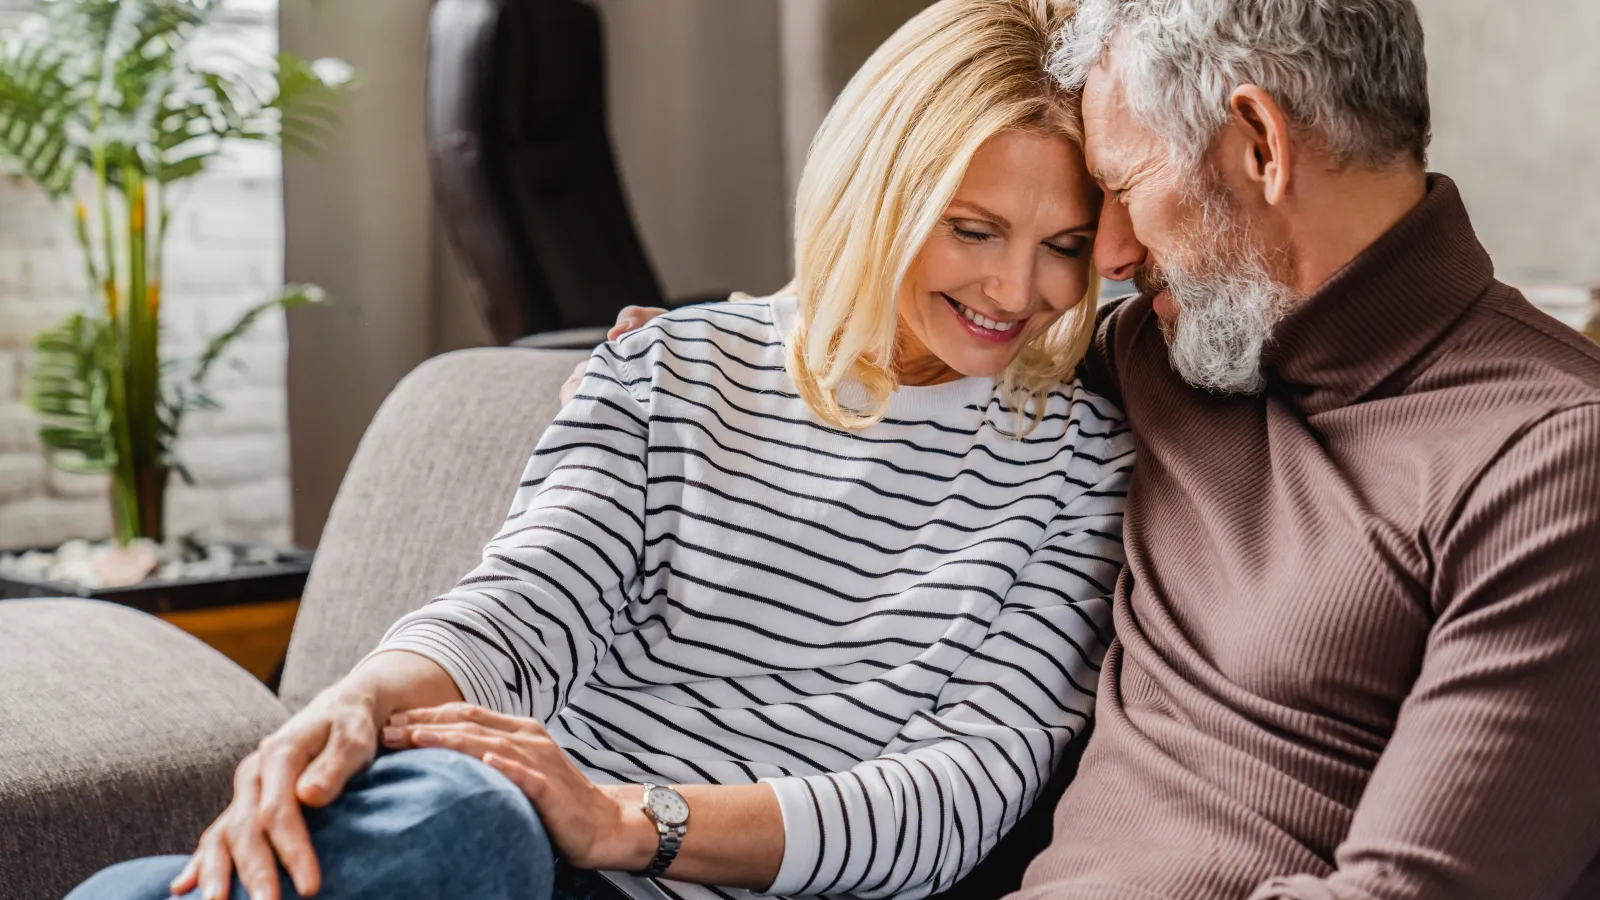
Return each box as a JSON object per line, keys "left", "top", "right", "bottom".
{"left": 941, "top": 292, "right": 1029, "bottom": 343}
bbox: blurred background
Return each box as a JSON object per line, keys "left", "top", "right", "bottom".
{"left": 0, "top": 0, "right": 1596, "bottom": 556}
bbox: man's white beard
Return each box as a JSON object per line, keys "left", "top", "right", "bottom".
{"left": 1154, "top": 179, "right": 1302, "bottom": 395}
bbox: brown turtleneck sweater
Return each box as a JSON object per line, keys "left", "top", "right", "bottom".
{"left": 1017, "top": 176, "right": 1600, "bottom": 900}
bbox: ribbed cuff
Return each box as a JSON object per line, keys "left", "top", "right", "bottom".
{"left": 756, "top": 775, "right": 824, "bottom": 896}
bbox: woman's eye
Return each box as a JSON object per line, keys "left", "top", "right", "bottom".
{"left": 1044, "top": 241, "right": 1085, "bottom": 259}
{"left": 951, "top": 224, "right": 994, "bottom": 243}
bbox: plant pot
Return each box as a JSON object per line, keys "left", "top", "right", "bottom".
{"left": 0, "top": 543, "right": 313, "bottom": 615}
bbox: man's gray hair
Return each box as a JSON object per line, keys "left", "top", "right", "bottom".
{"left": 1053, "top": 0, "right": 1431, "bottom": 170}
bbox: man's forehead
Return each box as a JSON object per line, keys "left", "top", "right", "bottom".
{"left": 1081, "top": 62, "right": 1151, "bottom": 183}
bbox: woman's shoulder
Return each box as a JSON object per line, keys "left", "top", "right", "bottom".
{"left": 1016, "top": 378, "right": 1134, "bottom": 459}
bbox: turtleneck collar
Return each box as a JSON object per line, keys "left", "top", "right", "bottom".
{"left": 1262, "top": 174, "right": 1495, "bottom": 415}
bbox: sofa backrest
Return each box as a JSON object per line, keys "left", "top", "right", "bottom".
{"left": 277, "top": 346, "right": 589, "bottom": 710}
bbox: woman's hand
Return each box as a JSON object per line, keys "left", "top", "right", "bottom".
{"left": 559, "top": 305, "right": 669, "bottom": 406}
{"left": 381, "top": 704, "right": 655, "bottom": 872}
{"left": 170, "top": 684, "right": 381, "bottom": 900}
{"left": 171, "top": 651, "right": 462, "bottom": 900}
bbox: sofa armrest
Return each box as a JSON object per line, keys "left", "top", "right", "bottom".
{"left": 0, "top": 599, "right": 289, "bottom": 900}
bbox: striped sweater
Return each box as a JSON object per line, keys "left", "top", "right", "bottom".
{"left": 376, "top": 295, "right": 1134, "bottom": 900}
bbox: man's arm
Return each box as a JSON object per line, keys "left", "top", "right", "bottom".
{"left": 1252, "top": 403, "right": 1600, "bottom": 900}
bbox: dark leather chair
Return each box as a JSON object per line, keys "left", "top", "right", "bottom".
{"left": 426, "top": 0, "right": 700, "bottom": 349}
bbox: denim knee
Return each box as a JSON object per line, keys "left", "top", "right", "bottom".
{"left": 325, "top": 748, "right": 554, "bottom": 898}
{"left": 67, "top": 750, "right": 555, "bottom": 900}
{"left": 355, "top": 747, "right": 539, "bottom": 827}
{"left": 66, "top": 855, "right": 193, "bottom": 900}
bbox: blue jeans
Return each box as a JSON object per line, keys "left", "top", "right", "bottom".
{"left": 67, "top": 748, "right": 626, "bottom": 900}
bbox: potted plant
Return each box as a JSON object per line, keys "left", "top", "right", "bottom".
{"left": 0, "top": 0, "right": 350, "bottom": 605}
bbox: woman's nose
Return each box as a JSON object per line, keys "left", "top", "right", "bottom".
{"left": 986, "top": 249, "right": 1035, "bottom": 313}
{"left": 1093, "top": 194, "right": 1147, "bottom": 284}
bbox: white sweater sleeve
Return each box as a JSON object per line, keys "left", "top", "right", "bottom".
{"left": 374, "top": 345, "right": 649, "bottom": 721}
{"left": 759, "top": 452, "right": 1132, "bottom": 900}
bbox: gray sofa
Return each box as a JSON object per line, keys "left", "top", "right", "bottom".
{"left": 0, "top": 347, "right": 589, "bottom": 900}
{"left": 0, "top": 346, "right": 1073, "bottom": 900}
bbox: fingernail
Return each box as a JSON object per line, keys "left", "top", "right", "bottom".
{"left": 413, "top": 730, "right": 439, "bottom": 745}
{"left": 382, "top": 726, "right": 403, "bottom": 742}
{"left": 388, "top": 713, "right": 409, "bottom": 726}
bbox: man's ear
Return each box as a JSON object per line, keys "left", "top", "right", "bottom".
{"left": 1228, "top": 84, "right": 1293, "bottom": 206}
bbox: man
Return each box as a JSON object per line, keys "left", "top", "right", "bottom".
{"left": 597, "top": 1, "right": 1600, "bottom": 897}
{"left": 1017, "top": 1, "right": 1600, "bottom": 898}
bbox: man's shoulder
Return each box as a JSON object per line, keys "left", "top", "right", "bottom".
{"left": 1412, "top": 281, "right": 1600, "bottom": 412}
{"left": 605, "top": 296, "right": 789, "bottom": 375}
{"left": 1395, "top": 282, "right": 1600, "bottom": 529}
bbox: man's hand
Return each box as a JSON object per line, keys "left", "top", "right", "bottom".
{"left": 170, "top": 685, "right": 381, "bottom": 900}
{"left": 382, "top": 704, "right": 655, "bottom": 871}
{"left": 559, "top": 305, "right": 669, "bottom": 406}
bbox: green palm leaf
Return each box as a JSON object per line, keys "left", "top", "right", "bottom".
{"left": 27, "top": 313, "right": 117, "bottom": 474}
{"left": 0, "top": 39, "right": 81, "bottom": 195}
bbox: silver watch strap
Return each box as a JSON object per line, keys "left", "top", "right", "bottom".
{"left": 639, "top": 784, "right": 687, "bottom": 878}
{"left": 643, "top": 822, "right": 685, "bottom": 877}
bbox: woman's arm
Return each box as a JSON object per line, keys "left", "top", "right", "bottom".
{"left": 371, "top": 343, "right": 652, "bottom": 722}
{"left": 756, "top": 436, "right": 1134, "bottom": 900}
{"left": 382, "top": 703, "right": 787, "bottom": 889}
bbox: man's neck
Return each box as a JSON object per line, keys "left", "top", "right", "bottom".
{"left": 1287, "top": 164, "right": 1428, "bottom": 296}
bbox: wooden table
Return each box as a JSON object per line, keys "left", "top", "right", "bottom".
{"left": 160, "top": 599, "right": 302, "bottom": 683}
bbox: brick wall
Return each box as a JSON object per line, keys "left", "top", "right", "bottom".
{"left": 0, "top": 0, "right": 291, "bottom": 550}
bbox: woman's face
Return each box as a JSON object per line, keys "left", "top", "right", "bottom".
{"left": 898, "top": 129, "right": 1099, "bottom": 383}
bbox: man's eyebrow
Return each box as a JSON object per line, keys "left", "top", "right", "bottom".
{"left": 948, "top": 200, "right": 1011, "bottom": 229}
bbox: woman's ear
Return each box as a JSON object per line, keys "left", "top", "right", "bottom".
{"left": 1227, "top": 84, "right": 1294, "bottom": 206}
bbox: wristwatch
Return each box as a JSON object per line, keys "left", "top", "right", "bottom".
{"left": 637, "top": 783, "right": 690, "bottom": 877}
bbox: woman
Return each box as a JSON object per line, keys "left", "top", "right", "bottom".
{"left": 71, "top": 1, "right": 1130, "bottom": 899}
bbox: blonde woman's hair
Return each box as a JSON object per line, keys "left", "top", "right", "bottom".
{"left": 789, "top": 0, "right": 1097, "bottom": 432}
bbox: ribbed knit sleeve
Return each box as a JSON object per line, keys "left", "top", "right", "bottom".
{"left": 373, "top": 345, "right": 649, "bottom": 721}
{"left": 760, "top": 455, "right": 1130, "bottom": 900}
{"left": 1250, "top": 403, "right": 1600, "bottom": 900}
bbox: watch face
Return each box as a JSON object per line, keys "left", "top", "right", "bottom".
{"left": 646, "top": 786, "right": 690, "bottom": 826}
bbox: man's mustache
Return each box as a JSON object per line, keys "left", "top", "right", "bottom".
{"left": 1133, "top": 267, "right": 1169, "bottom": 296}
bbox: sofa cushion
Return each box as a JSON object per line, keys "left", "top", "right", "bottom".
{"left": 0, "top": 599, "right": 288, "bottom": 900}
{"left": 279, "top": 347, "right": 589, "bottom": 710}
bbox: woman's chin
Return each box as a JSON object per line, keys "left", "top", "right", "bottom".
{"left": 924, "top": 347, "right": 1015, "bottom": 380}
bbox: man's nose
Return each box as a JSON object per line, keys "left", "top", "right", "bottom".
{"left": 1093, "top": 194, "right": 1147, "bottom": 284}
